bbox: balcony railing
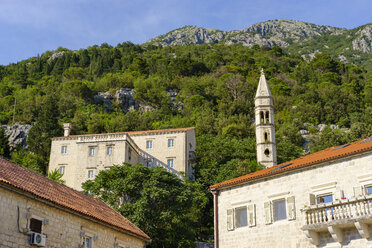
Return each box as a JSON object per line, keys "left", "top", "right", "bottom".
{"left": 302, "top": 194, "right": 372, "bottom": 245}
{"left": 304, "top": 195, "right": 372, "bottom": 225}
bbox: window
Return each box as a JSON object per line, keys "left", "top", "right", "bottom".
{"left": 146, "top": 140, "right": 152, "bottom": 149}
{"left": 235, "top": 207, "right": 248, "bottom": 228}
{"left": 61, "top": 145, "right": 67, "bottom": 154}
{"left": 366, "top": 185, "right": 372, "bottom": 195}
{"left": 59, "top": 166, "right": 65, "bottom": 175}
{"left": 167, "top": 159, "right": 174, "bottom": 168}
{"left": 107, "top": 147, "right": 112, "bottom": 155}
{"left": 82, "top": 236, "right": 92, "bottom": 248}
{"left": 89, "top": 148, "right": 95, "bottom": 156}
{"left": 273, "top": 199, "right": 286, "bottom": 221}
{"left": 317, "top": 194, "right": 333, "bottom": 204}
{"left": 128, "top": 148, "right": 132, "bottom": 161}
{"left": 88, "top": 170, "right": 94, "bottom": 179}
{"left": 30, "top": 218, "right": 42, "bottom": 233}
{"left": 168, "top": 139, "right": 174, "bottom": 147}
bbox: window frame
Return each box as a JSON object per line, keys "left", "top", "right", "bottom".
{"left": 272, "top": 198, "right": 287, "bottom": 222}
{"left": 88, "top": 170, "right": 94, "bottom": 179}
{"left": 234, "top": 206, "right": 248, "bottom": 228}
{"left": 59, "top": 166, "right": 65, "bottom": 175}
{"left": 168, "top": 139, "right": 174, "bottom": 148}
{"left": 89, "top": 147, "right": 95, "bottom": 156}
{"left": 107, "top": 147, "right": 113, "bottom": 156}
{"left": 146, "top": 140, "right": 153, "bottom": 149}
{"left": 167, "top": 158, "right": 174, "bottom": 168}
{"left": 61, "top": 145, "right": 67, "bottom": 154}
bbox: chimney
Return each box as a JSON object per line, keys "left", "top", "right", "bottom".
{"left": 63, "top": 123, "right": 72, "bottom": 137}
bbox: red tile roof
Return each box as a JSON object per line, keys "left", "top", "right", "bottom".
{"left": 53, "top": 127, "right": 195, "bottom": 140}
{"left": 210, "top": 137, "right": 372, "bottom": 190}
{"left": 0, "top": 157, "right": 150, "bottom": 241}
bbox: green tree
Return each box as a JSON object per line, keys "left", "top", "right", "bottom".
{"left": 82, "top": 164, "right": 196, "bottom": 248}
{"left": 47, "top": 168, "right": 65, "bottom": 184}
{"left": 0, "top": 127, "right": 10, "bottom": 158}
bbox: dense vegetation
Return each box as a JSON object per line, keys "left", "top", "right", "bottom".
{"left": 0, "top": 42, "right": 371, "bottom": 246}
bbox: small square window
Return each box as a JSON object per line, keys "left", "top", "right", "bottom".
{"left": 273, "top": 199, "right": 287, "bottom": 221}
{"left": 61, "top": 146, "right": 67, "bottom": 154}
{"left": 168, "top": 139, "right": 174, "bottom": 148}
{"left": 167, "top": 159, "right": 174, "bottom": 168}
{"left": 30, "top": 218, "right": 42, "bottom": 233}
{"left": 59, "top": 166, "right": 65, "bottom": 175}
{"left": 146, "top": 140, "right": 152, "bottom": 149}
{"left": 107, "top": 147, "right": 112, "bottom": 155}
{"left": 88, "top": 170, "right": 94, "bottom": 179}
{"left": 89, "top": 148, "right": 95, "bottom": 156}
{"left": 235, "top": 206, "right": 248, "bottom": 228}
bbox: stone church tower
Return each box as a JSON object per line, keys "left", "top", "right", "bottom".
{"left": 255, "top": 69, "right": 277, "bottom": 167}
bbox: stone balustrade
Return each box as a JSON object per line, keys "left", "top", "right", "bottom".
{"left": 302, "top": 194, "right": 372, "bottom": 245}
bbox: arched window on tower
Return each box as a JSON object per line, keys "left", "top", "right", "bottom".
{"left": 260, "top": 111, "right": 264, "bottom": 124}
{"left": 264, "top": 149, "right": 270, "bottom": 157}
{"left": 265, "top": 111, "right": 270, "bottom": 124}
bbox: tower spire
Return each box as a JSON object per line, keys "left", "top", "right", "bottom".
{"left": 255, "top": 70, "right": 277, "bottom": 167}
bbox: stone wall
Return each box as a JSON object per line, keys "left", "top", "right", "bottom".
{"left": 216, "top": 153, "right": 372, "bottom": 248}
{"left": 0, "top": 186, "right": 146, "bottom": 248}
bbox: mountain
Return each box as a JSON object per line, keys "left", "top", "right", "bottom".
{"left": 145, "top": 20, "right": 372, "bottom": 70}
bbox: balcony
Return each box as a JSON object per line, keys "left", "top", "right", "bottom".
{"left": 301, "top": 194, "right": 372, "bottom": 245}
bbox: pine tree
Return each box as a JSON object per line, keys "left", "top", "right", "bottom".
{"left": 0, "top": 127, "right": 10, "bottom": 158}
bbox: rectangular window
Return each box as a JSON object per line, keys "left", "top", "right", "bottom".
{"left": 235, "top": 206, "right": 248, "bottom": 228}
{"left": 146, "top": 140, "right": 152, "bottom": 149}
{"left": 168, "top": 139, "right": 174, "bottom": 147}
{"left": 61, "top": 146, "right": 67, "bottom": 154}
{"left": 30, "top": 218, "right": 42, "bottom": 233}
{"left": 273, "top": 199, "right": 287, "bottom": 221}
{"left": 128, "top": 148, "right": 132, "bottom": 161}
{"left": 167, "top": 159, "right": 174, "bottom": 168}
{"left": 59, "top": 166, "right": 65, "bottom": 175}
{"left": 107, "top": 147, "right": 112, "bottom": 155}
{"left": 82, "top": 236, "right": 92, "bottom": 248}
{"left": 88, "top": 170, "right": 94, "bottom": 179}
{"left": 89, "top": 148, "right": 95, "bottom": 156}
{"left": 317, "top": 194, "right": 333, "bottom": 204}
{"left": 366, "top": 186, "right": 372, "bottom": 195}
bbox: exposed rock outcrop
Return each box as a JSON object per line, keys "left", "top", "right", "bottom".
{"left": 1, "top": 124, "right": 32, "bottom": 151}
{"left": 352, "top": 24, "right": 372, "bottom": 53}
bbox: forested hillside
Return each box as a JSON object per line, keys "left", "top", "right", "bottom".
{"left": 0, "top": 43, "right": 371, "bottom": 246}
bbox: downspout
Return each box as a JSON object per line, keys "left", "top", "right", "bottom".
{"left": 210, "top": 188, "right": 219, "bottom": 248}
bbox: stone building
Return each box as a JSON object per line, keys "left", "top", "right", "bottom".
{"left": 209, "top": 72, "right": 372, "bottom": 247}
{"left": 0, "top": 157, "right": 150, "bottom": 248}
{"left": 49, "top": 126, "right": 196, "bottom": 191}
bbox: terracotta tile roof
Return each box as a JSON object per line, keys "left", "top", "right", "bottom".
{"left": 53, "top": 127, "right": 195, "bottom": 140}
{"left": 210, "top": 137, "right": 372, "bottom": 190}
{"left": 0, "top": 157, "right": 150, "bottom": 241}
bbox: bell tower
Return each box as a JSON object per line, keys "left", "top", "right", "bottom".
{"left": 255, "top": 69, "right": 277, "bottom": 167}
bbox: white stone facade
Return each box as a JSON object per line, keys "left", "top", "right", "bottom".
{"left": 213, "top": 152, "right": 372, "bottom": 248}
{"left": 49, "top": 127, "right": 196, "bottom": 191}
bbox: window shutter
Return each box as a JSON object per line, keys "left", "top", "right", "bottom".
{"left": 353, "top": 186, "right": 364, "bottom": 197}
{"left": 248, "top": 204, "right": 256, "bottom": 227}
{"left": 264, "top": 201, "right": 272, "bottom": 224}
{"left": 286, "top": 196, "right": 296, "bottom": 220}
{"left": 334, "top": 190, "right": 344, "bottom": 200}
{"left": 309, "top": 194, "right": 316, "bottom": 205}
{"left": 227, "top": 209, "right": 234, "bottom": 231}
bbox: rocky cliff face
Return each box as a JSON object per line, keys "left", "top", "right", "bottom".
{"left": 2, "top": 124, "right": 32, "bottom": 151}
{"left": 146, "top": 20, "right": 346, "bottom": 48}
{"left": 352, "top": 24, "right": 372, "bottom": 53}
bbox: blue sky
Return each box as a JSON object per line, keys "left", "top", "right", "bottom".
{"left": 0, "top": 0, "right": 371, "bottom": 65}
